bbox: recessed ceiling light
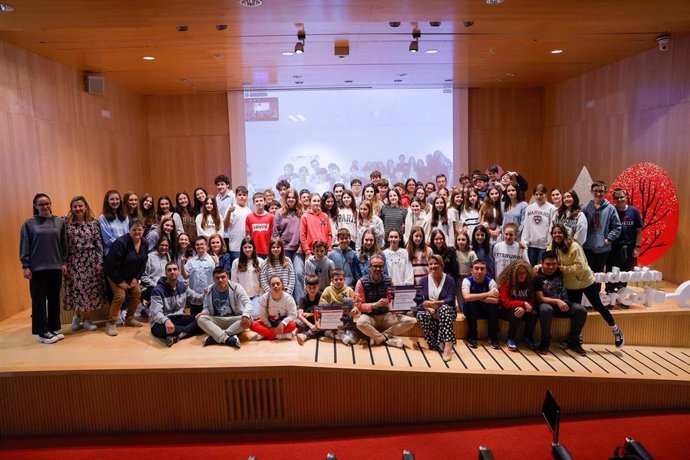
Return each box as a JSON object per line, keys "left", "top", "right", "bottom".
{"left": 551, "top": 49, "right": 563, "bottom": 54}
{"left": 292, "top": 74, "right": 303, "bottom": 79}
{"left": 295, "top": 81, "right": 304, "bottom": 84}
{"left": 506, "top": 72, "right": 515, "bottom": 77}
{"left": 398, "top": 73, "right": 407, "bottom": 77}
{"left": 394, "top": 79, "right": 403, "bottom": 82}
{"left": 0, "top": 3, "right": 14, "bottom": 12}
{"left": 180, "top": 78, "right": 191, "bottom": 83}
{"left": 281, "top": 51, "right": 294, "bottom": 56}
{"left": 344, "top": 80, "right": 353, "bottom": 83}
{"left": 239, "top": 0, "right": 262, "bottom": 7}
{"left": 176, "top": 25, "right": 188, "bottom": 32}
{"left": 484, "top": 0, "right": 504, "bottom": 4}
{"left": 425, "top": 49, "right": 439, "bottom": 54}
{"left": 445, "top": 79, "right": 453, "bottom": 82}
{"left": 143, "top": 56, "right": 156, "bottom": 60}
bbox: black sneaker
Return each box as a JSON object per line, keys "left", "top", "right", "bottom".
{"left": 538, "top": 345, "right": 550, "bottom": 355}
{"left": 489, "top": 338, "right": 501, "bottom": 350}
{"left": 38, "top": 332, "right": 59, "bottom": 344}
{"left": 567, "top": 341, "right": 587, "bottom": 356}
{"left": 165, "top": 335, "right": 179, "bottom": 348}
{"left": 468, "top": 339, "right": 478, "bottom": 349}
{"left": 203, "top": 336, "right": 218, "bottom": 347}
{"left": 523, "top": 336, "right": 537, "bottom": 350}
{"left": 614, "top": 329, "right": 625, "bottom": 348}
{"left": 225, "top": 335, "right": 241, "bottom": 349}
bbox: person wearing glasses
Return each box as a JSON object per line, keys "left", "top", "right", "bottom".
{"left": 607, "top": 189, "right": 643, "bottom": 294}
{"left": 583, "top": 181, "right": 621, "bottom": 287}
{"left": 20, "top": 193, "right": 68, "bottom": 344}
{"left": 353, "top": 254, "right": 414, "bottom": 348}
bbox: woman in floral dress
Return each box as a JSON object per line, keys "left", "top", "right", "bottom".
{"left": 64, "top": 196, "right": 107, "bottom": 331}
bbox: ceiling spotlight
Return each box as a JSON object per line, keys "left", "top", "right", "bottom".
{"left": 394, "top": 79, "right": 403, "bottom": 82}
{"left": 463, "top": 21, "right": 475, "bottom": 27}
{"left": 239, "top": 0, "right": 262, "bottom": 6}
{"left": 551, "top": 49, "right": 563, "bottom": 54}
{"left": 143, "top": 56, "right": 156, "bottom": 60}
{"left": 484, "top": 0, "right": 504, "bottom": 4}
{"left": 295, "top": 30, "right": 306, "bottom": 54}
{"left": 409, "top": 29, "right": 421, "bottom": 53}
{"left": 344, "top": 80, "right": 353, "bottom": 83}
{"left": 429, "top": 21, "right": 441, "bottom": 27}
{"left": 176, "top": 25, "right": 188, "bottom": 32}
{"left": 0, "top": 3, "right": 15, "bottom": 12}
{"left": 389, "top": 22, "right": 401, "bottom": 27}
{"left": 216, "top": 24, "right": 227, "bottom": 31}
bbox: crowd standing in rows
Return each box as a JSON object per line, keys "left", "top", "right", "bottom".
{"left": 21, "top": 166, "right": 643, "bottom": 360}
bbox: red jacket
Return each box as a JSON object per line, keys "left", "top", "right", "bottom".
{"left": 300, "top": 210, "right": 333, "bottom": 256}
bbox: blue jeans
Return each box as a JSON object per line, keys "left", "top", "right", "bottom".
{"left": 527, "top": 247, "right": 546, "bottom": 266}
{"left": 286, "top": 250, "right": 305, "bottom": 303}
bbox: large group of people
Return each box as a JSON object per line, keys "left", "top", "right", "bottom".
{"left": 20, "top": 165, "right": 644, "bottom": 360}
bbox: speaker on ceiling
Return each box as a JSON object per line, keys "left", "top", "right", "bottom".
{"left": 83, "top": 74, "right": 105, "bottom": 95}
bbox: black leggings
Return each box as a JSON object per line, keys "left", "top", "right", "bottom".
{"left": 567, "top": 283, "right": 616, "bottom": 327}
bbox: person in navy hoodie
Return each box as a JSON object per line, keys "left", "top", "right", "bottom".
{"left": 149, "top": 261, "right": 205, "bottom": 347}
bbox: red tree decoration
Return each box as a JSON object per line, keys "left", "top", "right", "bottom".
{"left": 608, "top": 163, "right": 679, "bottom": 266}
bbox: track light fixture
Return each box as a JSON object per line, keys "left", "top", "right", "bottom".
{"left": 295, "top": 30, "right": 306, "bottom": 54}
{"left": 409, "top": 29, "right": 421, "bottom": 53}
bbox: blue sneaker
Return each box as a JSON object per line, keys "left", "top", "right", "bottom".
{"left": 507, "top": 338, "right": 518, "bottom": 352}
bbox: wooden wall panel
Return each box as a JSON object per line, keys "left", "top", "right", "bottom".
{"left": 0, "top": 40, "right": 149, "bottom": 321}
{"left": 146, "top": 93, "right": 231, "bottom": 198}
{"left": 468, "top": 88, "right": 545, "bottom": 190}
{"left": 543, "top": 34, "right": 690, "bottom": 283}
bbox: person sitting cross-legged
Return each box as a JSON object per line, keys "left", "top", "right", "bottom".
{"left": 319, "top": 268, "right": 358, "bottom": 345}
{"left": 197, "top": 266, "right": 253, "bottom": 348}
{"left": 250, "top": 275, "right": 298, "bottom": 340}
{"left": 149, "top": 261, "right": 204, "bottom": 347}
{"left": 354, "top": 254, "right": 415, "bottom": 348}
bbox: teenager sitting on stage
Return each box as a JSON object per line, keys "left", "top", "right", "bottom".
{"left": 250, "top": 275, "right": 298, "bottom": 340}
{"left": 149, "top": 261, "right": 204, "bottom": 347}
{"left": 197, "top": 266, "right": 253, "bottom": 348}
{"left": 318, "top": 268, "right": 358, "bottom": 345}
{"left": 461, "top": 259, "right": 500, "bottom": 349}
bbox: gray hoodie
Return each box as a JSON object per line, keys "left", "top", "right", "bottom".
{"left": 583, "top": 199, "right": 621, "bottom": 254}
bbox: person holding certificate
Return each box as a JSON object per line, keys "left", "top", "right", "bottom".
{"left": 416, "top": 255, "right": 457, "bottom": 362}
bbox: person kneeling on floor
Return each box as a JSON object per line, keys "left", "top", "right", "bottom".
{"left": 149, "top": 261, "right": 204, "bottom": 347}
{"left": 354, "top": 254, "right": 415, "bottom": 348}
{"left": 197, "top": 266, "right": 252, "bottom": 348}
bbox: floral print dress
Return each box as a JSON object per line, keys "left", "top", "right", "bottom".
{"left": 63, "top": 220, "right": 107, "bottom": 312}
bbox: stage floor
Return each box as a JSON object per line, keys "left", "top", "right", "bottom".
{"left": 1, "top": 305, "right": 689, "bottom": 383}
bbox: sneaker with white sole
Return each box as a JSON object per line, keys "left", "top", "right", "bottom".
{"left": 52, "top": 330, "right": 65, "bottom": 341}
{"left": 276, "top": 333, "right": 293, "bottom": 340}
{"left": 385, "top": 337, "right": 404, "bottom": 349}
{"left": 106, "top": 322, "right": 118, "bottom": 337}
{"left": 71, "top": 316, "right": 82, "bottom": 331}
{"left": 614, "top": 329, "right": 625, "bottom": 348}
{"left": 296, "top": 333, "right": 308, "bottom": 345}
{"left": 507, "top": 338, "right": 518, "bottom": 351}
{"left": 225, "top": 335, "right": 241, "bottom": 348}
{"left": 82, "top": 320, "right": 97, "bottom": 331}
{"left": 341, "top": 331, "right": 357, "bottom": 346}
{"left": 124, "top": 317, "right": 144, "bottom": 328}
{"left": 38, "top": 332, "right": 59, "bottom": 344}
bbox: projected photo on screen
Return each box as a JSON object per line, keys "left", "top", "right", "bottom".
{"left": 243, "top": 88, "right": 454, "bottom": 194}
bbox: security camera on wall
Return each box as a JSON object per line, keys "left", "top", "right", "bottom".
{"left": 656, "top": 34, "right": 671, "bottom": 51}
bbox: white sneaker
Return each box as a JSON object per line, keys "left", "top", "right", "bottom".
{"left": 324, "top": 330, "right": 336, "bottom": 340}
{"left": 276, "top": 333, "right": 293, "bottom": 340}
{"left": 52, "top": 330, "right": 65, "bottom": 341}
{"left": 82, "top": 320, "right": 97, "bottom": 331}
{"left": 385, "top": 337, "right": 404, "bottom": 349}
{"left": 106, "top": 322, "right": 118, "bottom": 337}
{"left": 38, "top": 332, "right": 58, "bottom": 344}
{"left": 297, "top": 333, "right": 307, "bottom": 345}
{"left": 340, "top": 331, "right": 357, "bottom": 345}
{"left": 115, "top": 312, "right": 125, "bottom": 326}
{"left": 71, "top": 315, "right": 82, "bottom": 331}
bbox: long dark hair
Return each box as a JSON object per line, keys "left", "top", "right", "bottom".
{"left": 430, "top": 196, "right": 448, "bottom": 226}
{"left": 139, "top": 193, "right": 156, "bottom": 228}
{"left": 557, "top": 189, "right": 581, "bottom": 220}
{"left": 193, "top": 187, "right": 208, "bottom": 216}
{"left": 321, "top": 191, "right": 339, "bottom": 220}
{"left": 238, "top": 236, "right": 259, "bottom": 272}
{"left": 502, "top": 182, "right": 525, "bottom": 211}
{"left": 430, "top": 228, "right": 450, "bottom": 255}
{"left": 471, "top": 224, "right": 491, "bottom": 255}
{"left": 156, "top": 195, "right": 174, "bottom": 221}
{"left": 175, "top": 191, "right": 193, "bottom": 215}
{"left": 123, "top": 191, "right": 140, "bottom": 220}
{"left": 267, "top": 237, "right": 288, "bottom": 268}
{"left": 102, "top": 190, "right": 126, "bottom": 221}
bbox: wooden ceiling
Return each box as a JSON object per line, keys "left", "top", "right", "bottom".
{"left": 1, "top": 0, "right": 689, "bottom": 95}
